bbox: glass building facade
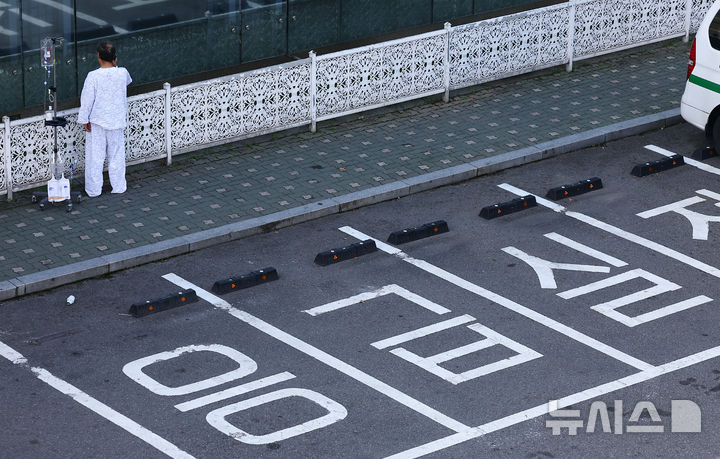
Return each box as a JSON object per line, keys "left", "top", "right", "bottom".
{"left": 0, "top": 0, "right": 541, "bottom": 118}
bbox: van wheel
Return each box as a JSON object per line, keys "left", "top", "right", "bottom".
{"left": 713, "top": 117, "right": 720, "bottom": 153}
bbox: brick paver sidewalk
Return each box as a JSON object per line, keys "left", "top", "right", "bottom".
{"left": 0, "top": 38, "right": 691, "bottom": 295}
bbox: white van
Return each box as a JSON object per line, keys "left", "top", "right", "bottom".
{"left": 681, "top": 0, "right": 720, "bottom": 150}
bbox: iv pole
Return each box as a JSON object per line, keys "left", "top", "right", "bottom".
{"left": 32, "top": 37, "right": 81, "bottom": 212}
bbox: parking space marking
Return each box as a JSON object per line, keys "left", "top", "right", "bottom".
{"left": 645, "top": 144, "right": 720, "bottom": 176}
{"left": 0, "top": 340, "right": 26, "bottom": 364}
{"left": 175, "top": 372, "right": 296, "bottom": 413}
{"left": 501, "top": 246, "right": 610, "bottom": 289}
{"left": 123, "top": 344, "right": 258, "bottom": 396}
{"left": 609, "top": 295, "right": 713, "bottom": 327}
{"left": 387, "top": 321, "right": 542, "bottom": 385}
{"left": 544, "top": 232, "right": 628, "bottom": 267}
{"left": 162, "top": 273, "right": 470, "bottom": 433}
{"left": 498, "top": 183, "right": 720, "bottom": 279}
{"left": 697, "top": 189, "right": 720, "bottom": 202}
{"left": 206, "top": 388, "right": 348, "bottom": 446}
{"left": 371, "top": 315, "right": 476, "bottom": 350}
{"left": 558, "top": 268, "right": 681, "bottom": 300}
{"left": 637, "top": 196, "right": 720, "bottom": 240}
{"left": 387, "top": 344, "right": 720, "bottom": 458}
{"left": 303, "top": 284, "right": 451, "bottom": 316}
{"left": 637, "top": 196, "right": 706, "bottom": 218}
{"left": 309, "top": 285, "right": 542, "bottom": 385}
{"left": 558, "top": 268, "right": 713, "bottom": 327}
{"left": 0, "top": 341, "right": 194, "bottom": 459}
{"left": 339, "top": 226, "right": 653, "bottom": 371}
{"left": 124, "top": 344, "right": 350, "bottom": 445}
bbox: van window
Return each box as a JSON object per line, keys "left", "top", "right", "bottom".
{"left": 710, "top": 10, "right": 720, "bottom": 49}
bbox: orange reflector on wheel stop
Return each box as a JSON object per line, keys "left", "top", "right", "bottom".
{"left": 387, "top": 220, "right": 449, "bottom": 245}
{"left": 546, "top": 177, "right": 603, "bottom": 201}
{"left": 314, "top": 240, "right": 378, "bottom": 266}
{"left": 212, "top": 267, "right": 279, "bottom": 295}
{"left": 480, "top": 195, "right": 537, "bottom": 219}
{"left": 692, "top": 146, "right": 717, "bottom": 161}
{"left": 631, "top": 154, "right": 684, "bottom": 177}
{"left": 129, "top": 289, "right": 198, "bottom": 318}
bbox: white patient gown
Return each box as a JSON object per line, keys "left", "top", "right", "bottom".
{"left": 77, "top": 66, "right": 132, "bottom": 197}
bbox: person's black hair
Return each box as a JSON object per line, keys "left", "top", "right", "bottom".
{"left": 97, "top": 41, "right": 116, "bottom": 63}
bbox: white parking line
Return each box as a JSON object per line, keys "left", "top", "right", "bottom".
{"left": 636, "top": 196, "right": 706, "bottom": 218}
{"left": 515, "top": 184, "right": 567, "bottom": 212}
{"left": 386, "top": 321, "right": 542, "bottom": 385}
{"left": 386, "top": 343, "right": 720, "bottom": 458}
{"left": 697, "top": 189, "right": 720, "bottom": 201}
{"left": 501, "top": 245, "right": 610, "bottom": 289}
{"left": 613, "top": 295, "right": 713, "bottom": 327}
{"left": 558, "top": 268, "right": 681, "bottom": 301}
{"left": 498, "top": 183, "right": 720, "bottom": 280}
{"left": 556, "top": 268, "right": 712, "bottom": 327}
{"left": 371, "top": 315, "right": 476, "bottom": 350}
{"left": 0, "top": 341, "right": 194, "bottom": 459}
{"left": 303, "top": 284, "right": 451, "bottom": 316}
{"left": 162, "top": 273, "right": 470, "bottom": 433}
{"left": 544, "top": 232, "right": 628, "bottom": 267}
{"left": 636, "top": 195, "right": 720, "bottom": 240}
{"left": 175, "top": 372, "right": 296, "bottom": 413}
{"left": 645, "top": 144, "right": 720, "bottom": 175}
{"left": 338, "top": 226, "right": 653, "bottom": 371}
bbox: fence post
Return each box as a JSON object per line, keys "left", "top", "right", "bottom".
{"left": 310, "top": 50, "right": 317, "bottom": 133}
{"left": 566, "top": 0, "right": 576, "bottom": 72}
{"left": 3, "top": 116, "right": 11, "bottom": 201}
{"left": 684, "top": 0, "right": 693, "bottom": 42}
{"left": 443, "top": 22, "right": 452, "bottom": 103}
{"left": 164, "top": 82, "right": 172, "bottom": 166}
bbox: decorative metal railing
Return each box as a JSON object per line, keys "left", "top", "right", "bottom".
{"left": 1, "top": 0, "right": 713, "bottom": 199}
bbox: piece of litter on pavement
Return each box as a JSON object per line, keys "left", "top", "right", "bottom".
{"left": 66, "top": 295, "right": 75, "bottom": 305}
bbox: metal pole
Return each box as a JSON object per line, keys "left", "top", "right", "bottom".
{"left": 684, "top": 0, "right": 693, "bottom": 42}
{"left": 3, "top": 116, "right": 12, "bottom": 201}
{"left": 52, "top": 40, "right": 59, "bottom": 176}
{"left": 443, "top": 22, "right": 451, "bottom": 103}
{"left": 164, "top": 82, "right": 172, "bottom": 165}
{"left": 19, "top": 0, "right": 26, "bottom": 108}
{"left": 285, "top": 0, "right": 290, "bottom": 56}
{"left": 310, "top": 50, "right": 317, "bottom": 133}
{"left": 566, "top": 0, "right": 576, "bottom": 72}
{"left": 73, "top": 0, "right": 79, "bottom": 97}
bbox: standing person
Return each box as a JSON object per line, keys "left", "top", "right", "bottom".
{"left": 77, "top": 41, "right": 132, "bottom": 197}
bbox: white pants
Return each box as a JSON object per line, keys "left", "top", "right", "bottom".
{"left": 84, "top": 124, "right": 126, "bottom": 197}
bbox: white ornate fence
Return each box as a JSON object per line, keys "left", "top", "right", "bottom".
{"left": 314, "top": 29, "right": 449, "bottom": 123}
{"left": 1, "top": 0, "right": 713, "bottom": 199}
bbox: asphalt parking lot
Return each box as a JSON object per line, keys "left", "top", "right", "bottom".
{"left": 3, "top": 122, "right": 720, "bottom": 458}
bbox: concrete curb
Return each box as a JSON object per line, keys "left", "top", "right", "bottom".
{"left": 0, "top": 108, "right": 682, "bottom": 302}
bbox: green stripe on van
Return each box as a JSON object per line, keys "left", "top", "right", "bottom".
{"left": 689, "top": 74, "right": 720, "bottom": 94}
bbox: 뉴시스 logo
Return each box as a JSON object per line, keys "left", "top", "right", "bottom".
{"left": 546, "top": 399, "right": 701, "bottom": 435}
